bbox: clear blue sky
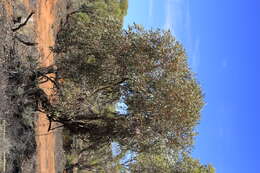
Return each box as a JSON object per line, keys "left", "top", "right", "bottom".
{"left": 123, "top": 0, "right": 260, "bottom": 172}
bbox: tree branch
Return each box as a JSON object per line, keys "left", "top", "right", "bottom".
{"left": 91, "top": 78, "right": 128, "bottom": 96}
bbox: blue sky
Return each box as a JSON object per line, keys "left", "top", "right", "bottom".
{"left": 123, "top": 0, "right": 260, "bottom": 172}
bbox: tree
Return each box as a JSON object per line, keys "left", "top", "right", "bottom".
{"left": 13, "top": 11, "right": 206, "bottom": 172}
{"left": 45, "top": 14, "right": 203, "bottom": 154}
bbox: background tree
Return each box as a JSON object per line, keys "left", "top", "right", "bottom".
{"left": 89, "top": 0, "right": 128, "bottom": 22}
{"left": 70, "top": 0, "right": 128, "bottom": 24}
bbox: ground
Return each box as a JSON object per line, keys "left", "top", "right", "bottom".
{"left": 35, "top": 0, "right": 57, "bottom": 173}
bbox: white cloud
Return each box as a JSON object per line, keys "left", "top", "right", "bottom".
{"left": 164, "top": 0, "right": 201, "bottom": 72}
{"left": 164, "top": 0, "right": 186, "bottom": 33}
{"left": 184, "top": 3, "right": 201, "bottom": 72}
{"left": 164, "top": 1, "right": 173, "bottom": 30}
{"left": 148, "top": 0, "right": 154, "bottom": 18}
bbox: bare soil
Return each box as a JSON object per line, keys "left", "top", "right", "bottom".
{"left": 35, "top": 0, "right": 57, "bottom": 173}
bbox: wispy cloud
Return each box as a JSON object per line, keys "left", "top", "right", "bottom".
{"left": 191, "top": 39, "right": 201, "bottom": 72}
{"left": 221, "top": 59, "right": 228, "bottom": 69}
{"left": 148, "top": 0, "right": 154, "bottom": 26}
{"left": 164, "top": 1, "right": 172, "bottom": 30}
{"left": 164, "top": 0, "right": 185, "bottom": 33}
{"left": 164, "top": 0, "right": 201, "bottom": 72}
{"left": 148, "top": 0, "right": 154, "bottom": 18}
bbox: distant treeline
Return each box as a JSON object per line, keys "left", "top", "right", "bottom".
{"left": 81, "top": 0, "right": 128, "bottom": 22}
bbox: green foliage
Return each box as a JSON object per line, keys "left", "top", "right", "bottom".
{"left": 127, "top": 152, "right": 215, "bottom": 173}
{"left": 62, "top": 130, "right": 127, "bottom": 172}
{"left": 173, "top": 154, "right": 216, "bottom": 173}
{"left": 52, "top": 13, "right": 204, "bottom": 158}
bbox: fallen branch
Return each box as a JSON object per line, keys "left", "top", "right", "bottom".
{"left": 14, "top": 35, "right": 37, "bottom": 46}
{"left": 49, "top": 124, "right": 64, "bottom": 131}
{"left": 36, "top": 65, "right": 57, "bottom": 75}
{"left": 38, "top": 72, "right": 60, "bottom": 89}
{"left": 12, "top": 12, "right": 35, "bottom": 32}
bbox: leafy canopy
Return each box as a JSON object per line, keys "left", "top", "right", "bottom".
{"left": 51, "top": 14, "right": 204, "bottom": 154}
